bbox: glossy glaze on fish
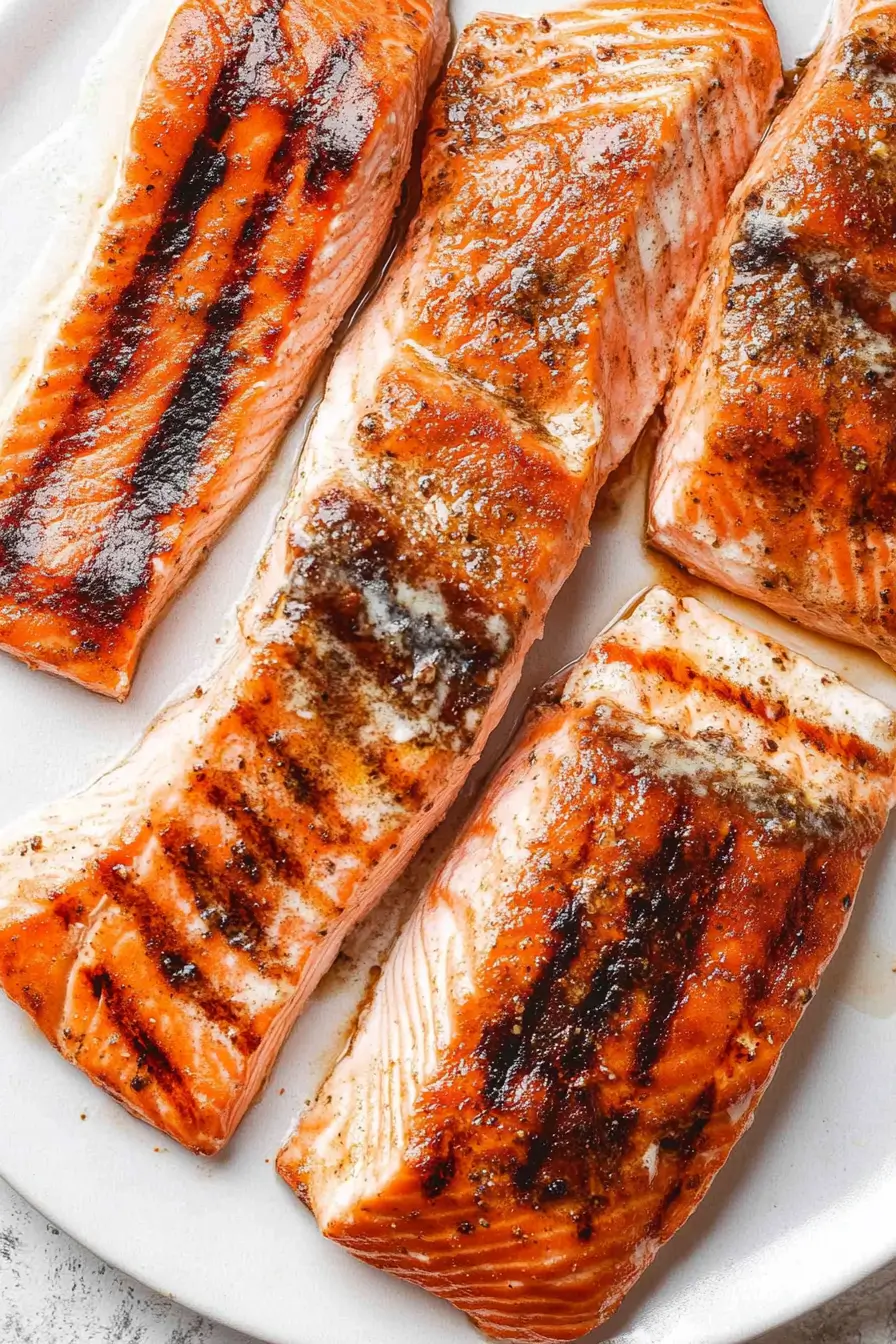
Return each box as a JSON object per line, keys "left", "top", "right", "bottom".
{"left": 280, "top": 588, "right": 896, "bottom": 1343}
{"left": 651, "top": 0, "right": 896, "bottom": 669}
{"left": 0, "top": 0, "right": 449, "bottom": 699}
{"left": 0, "top": 2, "right": 780, "bottom": 1153}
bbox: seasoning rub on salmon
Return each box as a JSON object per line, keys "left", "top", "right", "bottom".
{"left": 651, "top": 0, "right": 896, "bottom": 669}
{"left": 0, "top": 4, "right": 780, "bottom": 1154}
{"left": 0, "top": 0, "right": 449, "bottom": 700}
{"left": 281, "top": 588, "right": 896, "bottom": 1344}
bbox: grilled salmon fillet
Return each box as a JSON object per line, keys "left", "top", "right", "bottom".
{"left": 280, "top": 587, "right": 896, "bottom": 1344}
{"left": 0, "top": 0, "right": 449, "bottom": 700}
{"left": 651, "top": 0, "right": 896, "bottom": 668}
{"left": 0, "top": 3, "right": 780, "bottom": 1154}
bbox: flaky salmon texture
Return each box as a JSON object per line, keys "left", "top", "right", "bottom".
{"left": 651, "top": 0, "right": 896, "bottom": 670}
{"left": 0, "top": 0, "right": 449, "bottom": 699}
{"left": 0, "top": 3, "right": 779, "bottom": 1154}
{"left": 281, "top": 588, "right": 896, "bottom": 1344}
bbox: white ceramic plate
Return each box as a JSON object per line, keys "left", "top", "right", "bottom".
{"left": 1, "top": 3, "right": 891, "bottom": 1343}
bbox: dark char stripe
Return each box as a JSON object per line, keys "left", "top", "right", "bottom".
{"left": 86, "top": 966, "right": 200, "bottom": 1117}
{"left": 86, "top": 2, "right": 292, "bottom": 402}
{"left": 480, "top": 894, "right": 588, "bottom": 1110}
{"left": 285, "top": 488, "right": 511, "bottom": 744}
{"left": 429, "top": 725, "right": 857, "bottom": 1222}
{"left": 746, "top": 849, "right": 830, "bottom": 1007}
{"left": 239, "top": 655, "right": 425, "bottom": 855}
{"left": 633, "top": 813, "right": 738, "bottom": 1085}
{"left": 233, "top": 697, "right": 368, "bottom": 848}
{"left": 646, "top": 1082, "right": 717, "bottom": 1238}
{"left": 200, "top": 770, "right": 305, "bottom": 884}
{"left": 234, "top": 702, "right": 327, "bottom": 812}
{"left": 278, "top": 633, "right": 429, "bottom": 821}
{"left": 474, "top": 789, "right": 736, "bottom": 1206}
{"left": 100, "top": 859, "right": 260, "bottom": 1054}
{"left": 160, "top": 825, "right": 269, "bottom": 961}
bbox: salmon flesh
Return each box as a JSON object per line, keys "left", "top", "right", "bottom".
{"left": 280, "top": 587, "right": 896, "bottom": 1343}
{"left": 0, "top": 0, "right": 449, "bottom": 698}
{"left": 651, "top": 0, "right": 896, "bottom": 669}
{"left": 0, "top": 2, "right": 780, "bottom": 1153}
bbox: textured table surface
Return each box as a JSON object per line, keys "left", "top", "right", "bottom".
{"left": 0, "top": 1178, "right": 889, "bottom": 1344}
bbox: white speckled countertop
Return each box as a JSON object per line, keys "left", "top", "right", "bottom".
{"left": 0, "top": 1178, "right": 889, "bottom": 1344}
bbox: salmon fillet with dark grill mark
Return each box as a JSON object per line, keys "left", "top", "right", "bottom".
{"left": 280, "top": 588, "right": 896, "bottom": 1343}
{"left": 0, "top": 2, "right": 780, "bottom": 1154}
{"left": 0, "top": 0, "right": 449, "bottom": 699}
{"left": 651, "top": 0, "right": 896, "bottom": 669}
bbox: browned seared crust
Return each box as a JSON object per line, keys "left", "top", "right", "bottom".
{"left": 651, "top": 0, "right": 896, "bottom": 667}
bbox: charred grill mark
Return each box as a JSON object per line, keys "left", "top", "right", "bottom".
{"left": 160, "top": 827, "right": 268, "bottom": 959}
{"left": 419, "top": 1130, "right": 457, "bottom": 1200}
{"left": 73, "top": 274, "right": 263, "bottom": 621}
{"left": 476, "top": 848, "right": 641, "bottom": 1199}
{"left": 85, "top": 0, "right": 293, "bottom": 402}
{"left": 265, "top": 735, "right": 324, "bottom": 811}
{"left": 298, "top": 36, "right": 378, "bottom": 201}
{"left": 276, "top": 633, "right": 400, "bottom": 817}
{"left": 85, "top": 965, "right": 200, "bottom": 1113}
{"left": 419, "top": 724, "right": 865, "bottom": 1230}
{"left": 285, "top": 489, "right": 513, "bottom": 745}
{"left": 510, "top": 803, "right": 731, "bottom": 1194}
{"left": 600, "top": 641, "right": 889, "bottom": 774}
{"left": 659, "top": 1083, "right": 717, "bottom": 1165}
{"left": 633, "top": 820, "right": 738, "bottom": 1085}
{"left": 261, "top": 643, "right": 428, "bottom": 834}
{"left": 513, "top": 1093, "right": 638, "bottom": 1199}
{"left": 86, "top": 135, "right": 230, "bottom": 401}
{"left": 480, "top": 896, "right": 587, "bottom": 1109}
{"left": 199, "top": 771, "right": 303, "bottom": 885}
{"left": 98, "top": 859, "right": 260, "bottom": 1054}
{"left": 231, "top": 699, "right": 367, "bottom": 851}
{"left": 0, "top": 26, "right": 377, "bottom": 621}
{"left": 748, "top": 851, "right": 831, "bottom": 1005}
{"left": 87, "top": 0, "right": 292, "bottom": 398}
{"left": 0, "top": 4, "right": 291, "bottom": 581}
{"left": 234, "top": 701, "right": 325, "bottom": 812}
